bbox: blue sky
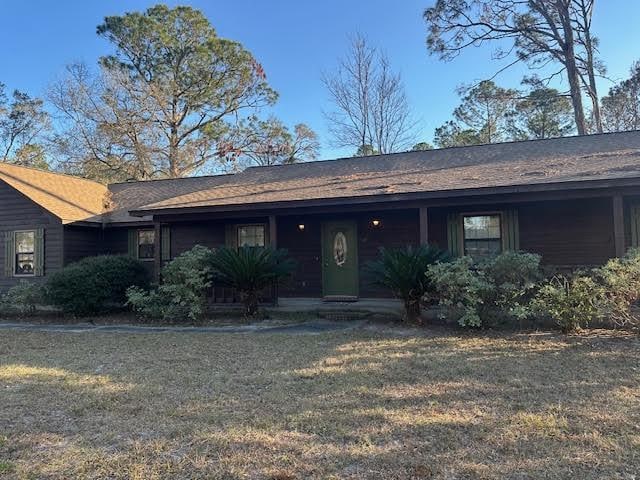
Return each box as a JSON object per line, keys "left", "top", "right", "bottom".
{"left": 2, "top": 0, "right": 640, "bottom": 159}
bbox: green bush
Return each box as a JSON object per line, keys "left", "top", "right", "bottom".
{"left": 426, "top": 251, "right": 542, "bottom": 328}
{"left": 366, "top": 245, "right": 450, "bottom": 322}
{"left": 46, "top": 255, "right": 149, "bottom": 316}
{"left": 593, "top": 248, "right": 640, "bottom": 328}
{"left": 426, "top": 256, "right": 492, "bottom": 327}
{"left": 127, "top": 245, "right": 216, "bottom": 322}
{"left": 532, "top": 274, "right": 603, "bottom": 333}
{"left": 211, "top": 247, "right": 296, "bottom": 317}
{"left": 0, "top": 281, "right": 44, "bottom": 316}
{"left": 482, "top": 251, "right": 542, "bottom": 321}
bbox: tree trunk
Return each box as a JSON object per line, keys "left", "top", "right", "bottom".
{"left": 243, "top": 291, "right": 259, "bottom": 317}
{"left": 404, "top": 298, "right": 422, "bottom": 324}
{"left": 583, "top": 38, "right": 603, "bottom": 133}
{"left": 560, "top": 12, "right": 588, "bottom": 135}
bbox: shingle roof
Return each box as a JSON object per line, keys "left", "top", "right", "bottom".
{"left": 129, "top": 131, "right": 640, "bottom": 215}
{"left": 5, "top": 131, "right": 640, "bottom": 224}
{"left": 104, "top": 174, "right": 236, "bottom": 223}
{"left": 0, "top": 162, "right": 108, "bottom": 224}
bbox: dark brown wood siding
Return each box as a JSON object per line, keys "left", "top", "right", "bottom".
{"left": 427, "top": 197, "right": 617, "bottom": 266}
{"left": 103, "top": 227, "right": 130, "bottom": 256}
{"left": 63, "top": 225, "right": 103, "bottom": 265}
{"left": 277, "top": 216, "right": 322, "bottom": 297}
{"left": 357, "top": 210, "right": 420, "bottom": 297}
{"left": 0, "top": 181, "right": 64, "bottom": 291}
{"left": 170, "top": 220, "right": 226, "bottom": 256}
{"left": 518, "top": 197, "right": 615, "bottom": 265}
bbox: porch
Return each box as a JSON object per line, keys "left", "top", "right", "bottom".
{"left": 129, "top": 188, "right": 640, "bottom": 305}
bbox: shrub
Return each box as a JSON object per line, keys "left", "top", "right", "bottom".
{"left": 426, "top": 251, "right": 542, "bottom": 328}
{"left": 482, "top": 251, "right": 542, "bottom": 321}
{"left": 366, "top": 245, "right": 450, "bottom": 322}
{"left": 532, "top": 274, "right": 604, "bottom": 333}
{"left": 211, "top": 247, "right": 296, "bottom": 317}
{"left": 0, "top": 281, "right": 44, "bottom": 316}
{"left": 426, "top": 256, "right": 492, "bottom": 327}
{"left": 593, "top": 248, "right": 640, "bottom": 328}
{"left": 46, "top": 255, "right": 149, "bottom": 316}
{"left": 127, "top": 245, "right": 216, "bottom": 322}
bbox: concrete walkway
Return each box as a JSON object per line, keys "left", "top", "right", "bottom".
{"left": 0, "top": 319, "right": 366, "bottom": 335}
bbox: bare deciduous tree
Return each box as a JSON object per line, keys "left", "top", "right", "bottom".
{"left": 217, "top": 116, "right": 319, "bottom": 170}
{"left": 323, "top": 34, "right": 416, "bottom": 155}
{"left": 424, "top": 0, "right": 604, "bottom": 135}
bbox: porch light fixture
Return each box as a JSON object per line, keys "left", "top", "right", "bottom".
{"left": 372, "top": 219, "right": 381, "bottom": 227}
{"left": 298, "top": 224, "right": 305, "bottom": 231}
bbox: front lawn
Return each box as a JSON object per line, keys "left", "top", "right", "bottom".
{"left": 1, "top": 328, "right": 639, "bottom": 479}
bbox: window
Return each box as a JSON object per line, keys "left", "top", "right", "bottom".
{"left": 237, "top": 225, "right": 265, "bottom": 248}
{"left": 138, "top": 230, "right": 155, "bottom": 260}
{"left": 463, "top": 214, "right": 502, "bottom": 258}
{"left": 15, "top": 231, "right": 35, "bottom": 276}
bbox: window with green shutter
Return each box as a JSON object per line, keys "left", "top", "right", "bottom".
{"left": 161, "top": 226, "right": 171, "bottom": 262}
{"left": 446, "top": 209, "right": 519, "bottom": 258}
{"left": 4, "top": 228, "right": 44, "bottom": 277}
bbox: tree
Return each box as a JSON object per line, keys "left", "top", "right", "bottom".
{"left": 367, "top": 245, "right": 450, "bottom": 322}
{"left": 218, "top": 116, "right": 319, "bottom": 169}
{"left": 433, "top": 121, "right": 482, "bottom": 148}
{"left": 323, "top": 34, "right": 416, "bottom": 155}
{"left": 0, "top": 83, "right": 50, "bottom": 168}
{"left": 424, "top": 0, "right": 604, "bottom": 135}
{"left": 509, "top": 80, "right": 575, "bottom": 139}
{"left": 48, "top": 63, "right": 161, "bottom": 182}
{"left": 453, "top": 81, "right": 518, "bottom": 143}
{"left": 601, "top": 61, "right": 640, "bottom": 132}
{"left": 355, "top": 144, "right": 379, "bottom": 157}
{"left": 211, "top": 247, "right": 296, "bottom": 317}
{"left": 50, "top": 5, "right": 277, "bottom": 181}
{"left": 412, "top": 142, "right": 433, "bottom": 151}
{"left": 433, "top": 81, "right": 517, "bottom": 147}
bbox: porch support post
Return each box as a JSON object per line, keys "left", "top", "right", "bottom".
{"left": 153, "top": 220, "right": 162, "bottom": 282}
{"left": 613, "top": 195, "right": 625, "bottom": 257}
{"left": 419, "top": 207, "right": 429, "bottom": 245}
{"left": 268, "top": 215, "right": 278, "bottom": 305}
{"left": 269, "top": 215, "right": 277, "bottom": 248}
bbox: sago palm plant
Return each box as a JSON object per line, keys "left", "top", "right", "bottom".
{"left": 211, "top": 247, "right": 296, "bottom": 316}
{"left": 367, "top": 245, "right": 450, "bottom": 322}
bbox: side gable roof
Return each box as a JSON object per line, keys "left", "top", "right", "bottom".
{"left": 0, "top": 163, "right": 108, "bottom": 224}
{"left": 129, "top": 130, "right": 640, "bottom": 215}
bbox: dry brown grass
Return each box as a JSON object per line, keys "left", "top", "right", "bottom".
{"left": 0, "top": 327, "right": 639, "bottom": 479}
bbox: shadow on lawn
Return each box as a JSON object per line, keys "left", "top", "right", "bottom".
{"left": 0, "top": 330, "right": 639, "bottom": 479}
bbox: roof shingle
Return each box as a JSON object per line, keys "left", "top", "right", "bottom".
{"left": 0, "top": 163, "right": 108, "bottom": 223}
{"left": 128, "top": 131, "right": 640, "bottom": 214}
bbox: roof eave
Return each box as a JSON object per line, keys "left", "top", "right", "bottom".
{"left": 128, "top": 176, "right": 640, "bottom": 218}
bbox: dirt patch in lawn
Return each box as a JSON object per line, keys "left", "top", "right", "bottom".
{"left": 0, "top": 329, "right": 639, "bottom": 479}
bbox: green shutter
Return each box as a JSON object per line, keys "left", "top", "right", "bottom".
{"left": 34, "top": 228, "right": 45, "bottom": 277}
{"left": 4, "top": 231, "right": 15, "bottom": 277}
{"left": 447, "top": 213, "right": 461, "bottom": 257}
{"left": 502, "top": 209, "right": 520, "bottom": 252}
{"left": 128, "top": 229, "right": 138, "bottom": 258}
{"left": 161, "top": 226, "right": 171, "bottom": 262}
{"left": 631, "top": 206, "right": 640, "bottom": 248}
{"left": 225, "top": 224, "right": 237, "bottom": 249}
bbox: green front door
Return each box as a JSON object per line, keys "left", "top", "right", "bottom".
{"left": 321, "top": 221, "right": 359, "bottom": 299}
